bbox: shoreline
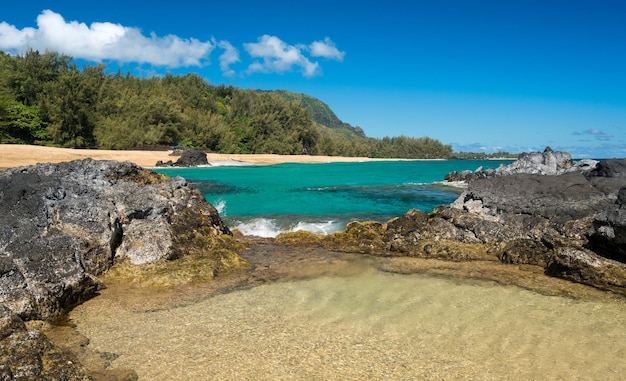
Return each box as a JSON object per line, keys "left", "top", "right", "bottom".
{"left": 0, "top": 144, "right": 405, "bottom": 170}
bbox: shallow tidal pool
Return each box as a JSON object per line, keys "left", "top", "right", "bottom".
{"left": 68, "top": 265, "right": 626, "bottom": 380}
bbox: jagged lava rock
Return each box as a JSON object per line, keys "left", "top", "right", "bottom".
{"left": 374, "top": 152, "right": 626, "bottom": 292}
{"left": 445, "top": 147, "right": 598, "bottom": 182}
{"left": 440, "top": 157, "right": 626, "bottom": 291}
{"left": 0, "top": 159, "right": 232, "bottom": 322}
{"left": 0, "top": 158, "right": 240, "bottom": 379}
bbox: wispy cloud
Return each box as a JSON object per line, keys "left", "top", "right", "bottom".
{"left": 561, "top": 142, "right": 625, "bottom": 159}
{"left": 217, "top": 40, "right": 240, "bottom": 77}
{"left": 0, "top": 10, "right": 344, "bottom": 78}
{"left": 451, "top": 142, "right": 524, "bottom": 154}
{"left": 581, "top": 128, "right": 613, "bottom": 141}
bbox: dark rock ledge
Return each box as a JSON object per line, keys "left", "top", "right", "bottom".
{"left": 0, "top": 159, "right": 243, "bottom": 380}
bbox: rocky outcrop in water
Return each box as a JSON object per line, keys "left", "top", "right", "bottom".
{"left": 444, "top": 147, "right": 598, "bottom": 182}
{"left": 320, "top": 154, "right": 626, "bottom": 294}
{"left": 155, "top": 148, "right": 208, "bottom": 167}
{"left": 0, "top": 159, "right": 240, "bottom": 379}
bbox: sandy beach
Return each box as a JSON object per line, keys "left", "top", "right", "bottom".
{"left": 0, "top": 144, "right": 378, "bottom": 170}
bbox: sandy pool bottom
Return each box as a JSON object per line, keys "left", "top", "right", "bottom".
{"left": 67, "top": 266, "right": 626, "bottom": 381}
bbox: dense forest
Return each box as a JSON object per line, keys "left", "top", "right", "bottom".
{"left": 0, "top": 50, "right": 457, "bottom": 158}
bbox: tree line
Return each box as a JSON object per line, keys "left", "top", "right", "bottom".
{"left": 0, "top": 50, "right": 453, "bottom": 159}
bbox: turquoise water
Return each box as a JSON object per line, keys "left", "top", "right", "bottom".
{"left": 155, "top": 159, "right": 511, "bottom": 237}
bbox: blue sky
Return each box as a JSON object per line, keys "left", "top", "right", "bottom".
{"left": 1, "top": 1, "right": 624, "bottom": 158}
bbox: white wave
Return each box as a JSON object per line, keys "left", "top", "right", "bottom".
{"left": 231, "top": 218, "right": 343, "bottom": 238}
{"left": 208, "top": 161, "right": 254, "bottom": 167}
{"left": 288, "top": 220, "right": 342, "bottom": 235}
{"left": 438, "top": 180, "right": 468, "bottom": 189}
{"left": 232, "top": 218, "right": 283, "bottom": 238}
{"left": 213, "top": 199, "right": 227, "bottom": 214}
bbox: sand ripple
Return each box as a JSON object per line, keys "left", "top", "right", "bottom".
{"left": 69, "top": 268, "right": 626, "bottom": 380}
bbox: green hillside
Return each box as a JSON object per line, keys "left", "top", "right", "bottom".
{"left": 266, "top": 90, "right": 366, "bottom": 140}
{"left": 0, "top": 49, "right": 453, "bottom": 159}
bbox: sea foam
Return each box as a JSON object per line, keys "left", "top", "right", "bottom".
{"left": 207, "top": 161, "right": 253, "bottom": 167}
{"left": 231, "top": 218, "right": 343, "bottom": 238}
{"left": 213, "top": 199, "right": 227, "bottom": 214}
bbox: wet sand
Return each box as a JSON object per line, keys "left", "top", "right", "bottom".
{"left": 64, "top": 243, "right": 626, "bottom": 380}
{"left": 0, "top": 144, "right": 381, "bottom": 170}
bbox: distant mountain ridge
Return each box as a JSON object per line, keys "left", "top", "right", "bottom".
{"left": 260, "top": 89, "right": 367, "bottom": 140}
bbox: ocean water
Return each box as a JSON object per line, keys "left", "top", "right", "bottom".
{"left": 155, "top": 159, "right": 510, "bottom": 237}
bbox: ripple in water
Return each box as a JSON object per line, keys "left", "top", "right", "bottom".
{"left": 69, "top": 268, "right": 626, "bottom": 380}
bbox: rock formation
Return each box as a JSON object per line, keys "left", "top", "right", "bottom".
{"left": 0, "top": 159, "right": 241, "bottom": 379}
{"left": 155, "top": 148, "right": 208, "bottom": 167}
{"left": 445, "top": 146, "right": 599, "bottom": 182}
{"left": 321, "top": 150, "right": 626, "bottom": 294}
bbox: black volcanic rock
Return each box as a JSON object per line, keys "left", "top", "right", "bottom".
{"left": 156, "top": 148, "right": 208, "bottom": 167}
{"left": 357, "top": 154, "right": 626, "bottom": 293}
{"left": 389, "top": 156, "right": 626, "bottom": 292}
{"left": 0, "top": 159, "right": 232, "bottom": 322}
{"left": 464, "top": 172, "right": 612, "bottom": 224}
{"left": 174, "top": 149, "right": 209, "bottom": 166}
{"left": 588, "top": 159, "right": 626, "bottom": 178}
{"left": 0, "top": 159, "right": 241, "bottom": 379}
{"left": 588, "top": 186, "right": 626, "bottom": 263}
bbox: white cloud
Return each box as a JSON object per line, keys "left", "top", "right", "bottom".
{"left": 0, "top": 10, "right": 345, "bottom": 77}
{"left": 244, "top": 35, "right": 321, "bottom": 77}
{"left": 0, "top": 22, "right": 36, "bottom": 49}
{"left": 0, "top": 10, "right": 214, "bottom": 67}
{"left": 217, "top": 40, "right": 240, "bottom": 77}
{"left": 309, "top": 37, "right": 345, "bottom": 61}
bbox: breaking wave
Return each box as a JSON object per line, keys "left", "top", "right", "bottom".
{"left": 213, "top": 199, "right": 227, "bottom": 214}
{"left": 229, "top": 217, "right": 345, "bottom": 238}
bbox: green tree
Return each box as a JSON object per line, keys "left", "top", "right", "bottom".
{"left": 8, "top": 50, "right": 72, "bottom": 107}
{"left": 0, "top": 96, "right": 47, "bottom": 143}
{"left": 44, "top": 65, "right": 105, "bottom": 148}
